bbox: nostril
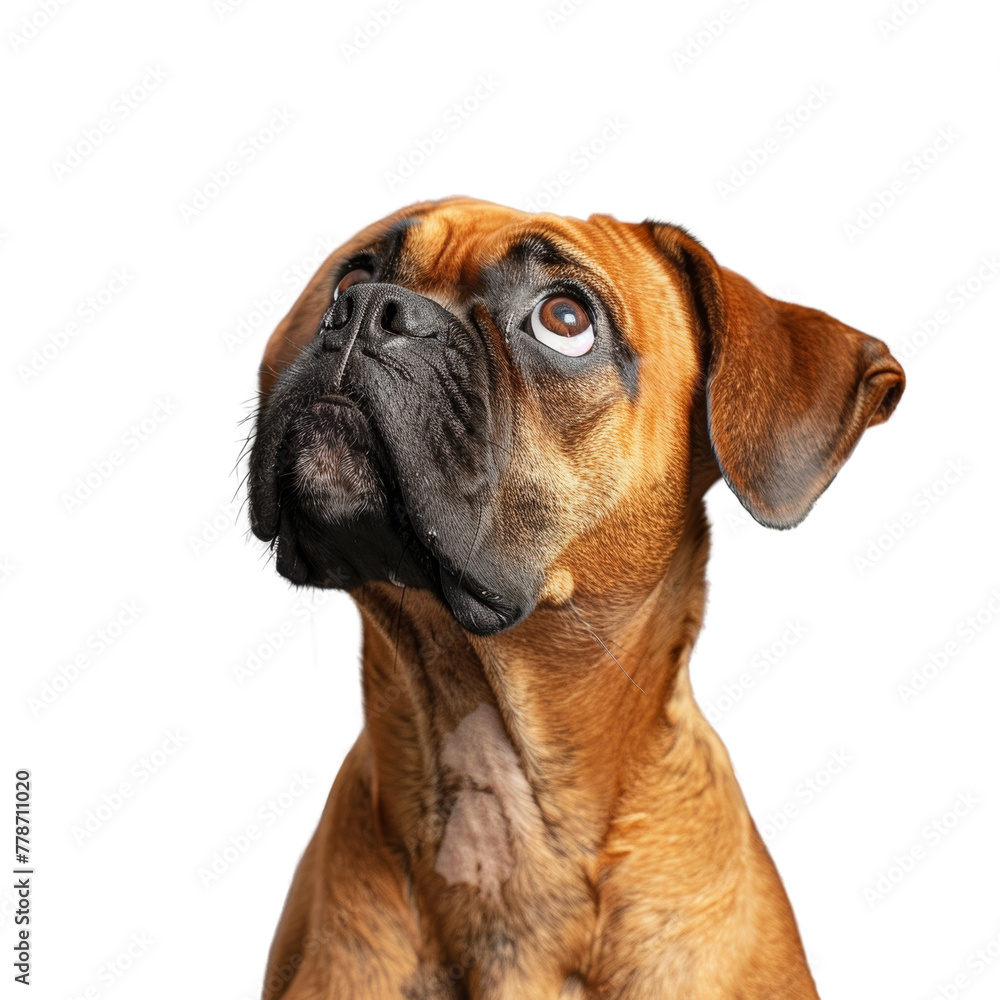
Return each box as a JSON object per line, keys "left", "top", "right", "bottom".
{"left": 320, "top": 297, "right": 353, "bottom": 351}
{"left": 379, "top": 301, "right": 437, "bottom": 338}
{"left": 324, "top": 295, "right": 353, "bottom": 333}
{"left": 380, "top": 302, "right": 398, "bottom": 334}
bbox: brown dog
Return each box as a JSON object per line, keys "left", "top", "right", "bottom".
{"left": 247, "top": 197, "right": 904, "bottom": 999}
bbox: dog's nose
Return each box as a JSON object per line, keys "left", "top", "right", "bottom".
{"left": 319, "top": 282, "right": 454, "bottom": 350}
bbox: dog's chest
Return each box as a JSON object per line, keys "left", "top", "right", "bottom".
{"left": 433, "top": 702, "right": 541, "bottom": 897}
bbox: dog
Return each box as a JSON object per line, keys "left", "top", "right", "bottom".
{"left": 247, "top": 197, "right": 904, "bottom": 999}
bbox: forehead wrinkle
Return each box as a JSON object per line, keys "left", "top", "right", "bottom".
{"left": 404, "top": 212, "right": 483, "bottom": 290}
{"left": 421, "top": 214, "right": 455, "bottom": 280}
{"left": 476, "top": 224, "right": 607, "bottom": 300}
{"left": 407, "top": 201, "right": 616, "bottom": 295}
{"left": 389, "top": 207, "right": 666, "bottom": 363}
{"left": 406, "top": 217, "right": 536, "bottom": 302}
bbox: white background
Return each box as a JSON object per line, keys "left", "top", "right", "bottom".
{"left": 2, "top": 0, "right": 999, "bottom": 997}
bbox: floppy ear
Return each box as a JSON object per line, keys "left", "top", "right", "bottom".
{"left": 649, "top": 223, "right": 905, "bottom": 529}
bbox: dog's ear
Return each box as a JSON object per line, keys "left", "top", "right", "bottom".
{"left": 648, "top": 223, "right": 905, "bottom": 529}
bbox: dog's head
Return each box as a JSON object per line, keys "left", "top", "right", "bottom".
{"left": 248, "top": 197, "right": 903, "bottom": 635}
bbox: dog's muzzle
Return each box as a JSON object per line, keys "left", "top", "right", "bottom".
{"left": 247, "top": 282, "right": 536, "bottom": 635}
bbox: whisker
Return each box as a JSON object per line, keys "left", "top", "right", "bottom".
{"left": 456, "top": 503, "right": 485, "bottom": 590}
{"left": 391, "top": 584, "right": 407, "bottom": 676}
{"left": 390, "top": 538, "right": 412, "bottom": 676}
{"left": 568, "top": 600, "right": 644, "bottom": 693}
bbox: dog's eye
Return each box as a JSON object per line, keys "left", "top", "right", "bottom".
{"left": 333, "top": 268, "right": 372, "bottom": 300}
{"left": 528, "top": 295, "right": 594, "bottom": 356}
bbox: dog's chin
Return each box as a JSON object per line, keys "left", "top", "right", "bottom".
{"left": 254, "top": 397, "right": 529, "bottom": 636}
{"left": 285, "top": 397, "right": 388, "bottom": 525}
{"left": 267, "top": 396, "right": 415, "bottom": 589}
{"left": 437, "top": 563, "right": 524, "bottom": 635}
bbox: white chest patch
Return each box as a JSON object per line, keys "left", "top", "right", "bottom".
{"left": 434, "top": 702, "right": 539, "bottom": 895}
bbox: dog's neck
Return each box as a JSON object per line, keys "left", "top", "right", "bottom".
{"left": 347, "top": 505, "right": 817, "bottom": 994}
{"left": 355, "top": 506, "right": 740, "bottom": 889}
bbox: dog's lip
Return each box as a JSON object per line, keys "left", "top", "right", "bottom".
{"left": 437, "top": 561, "right": 521, "bottom": 633}
{"left": 250, "top": 393, "right": 380, "bottom": 543}
{"left": 274, "top": 392, "right": 364, "bottom": 484}
{"left": 250, "top": 393, "right": 528, "bottom": 634}
{"left": 256, "top": 392, "right": 432, "bottom": 565}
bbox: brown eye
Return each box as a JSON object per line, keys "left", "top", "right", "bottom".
{"left": 333, "top": 268, "right": 372, "bottom": 300}
{"left": 529, "top": 295, "right": 594, "bottom": 356}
